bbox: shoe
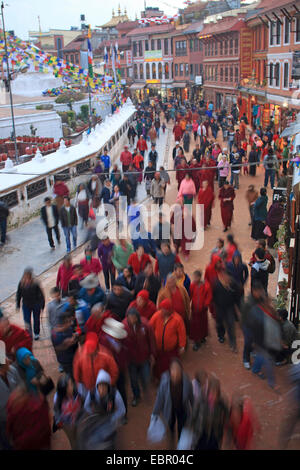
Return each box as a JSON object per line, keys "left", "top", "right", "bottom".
{"left": 122, "top": 417, "right": 128, "bottom": 425}
{"left": 193, "top": 343, "right": 200, "bottom": 351}
{"left": 223, "top": 228, "right": 228, "bottom": 232}
{"left": 58, "top": 365, "right": 64, "bottom": 373}
{"left": 131, "top": 398, "right": 139, "bottom": 407}
{"left": 243, "top": 362, "right": 251, "bottom": 370}
{"left": 218, "top": 337, "right": 225, "bottom": 343}
{"left": 57, "top": 239, "right": 61, "bottom": 245}
{"left": 275, "top": 360, "right": 288, "bottom": 366}
{"left": 51, "top": 246, "right": 55, "bottom": 250}
{"left": 34, "top": 334, "right": 40, "bottom": 341}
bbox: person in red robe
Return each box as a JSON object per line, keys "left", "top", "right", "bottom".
{"left": 173, "top": 122, "right": 183, "bottom": 142}
{"left": 85, "top": 304, "right": 118, "bottom": 338}
{"left": 176, "top": 158, "right": 190, "bottom": 190}
{"left": 171, "top": 206, "right": 197, "bottom": 259}
{"left": 200, "top": 153, "right": 216, "bottom": 190}
{"left": 0, "top": 312, "right": 32, "bottom": 361}
{"left": 189, "top": 158, "right": 201, "bottom": 193}
{"left": 127, "top": 290, "right": 156, "bottom": 320}
{"left": 189, "top": 270, "right": 212, "bottom": 350}
{"left": 198, "top": 180, "right": 215, "bottom": 229}
{"left": 225, "top": 234, "right": 238, "bottom": 263}
{"left": 219, "top": 181, "right": 236, "bottom": 232}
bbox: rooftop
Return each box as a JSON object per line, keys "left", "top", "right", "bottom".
{"left": 127, "top": 23, "right": 176, "bottom": 37}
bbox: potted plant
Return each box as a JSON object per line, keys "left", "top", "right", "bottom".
{"left": 278, "top": 279, "right": 288, "bottom": 292}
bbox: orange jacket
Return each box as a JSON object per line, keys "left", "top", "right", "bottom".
{"left": 149, "top": 310, "right": 186, "bottom": 352}
{"left": 73, "top": 346, "right": 119, "bottom": 390}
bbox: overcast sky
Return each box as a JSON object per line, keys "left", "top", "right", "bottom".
{"left": 3, "top": 0, "right": 183, "bottom": 39}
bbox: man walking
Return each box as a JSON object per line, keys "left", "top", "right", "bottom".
{"left": 0, "top": 200, "right": 9, "bottom": 247}
{"left": 41, "top": 197, "right": 60, "bottom": 250}
{"left": 263, "top": 148, "right": 278, "bottom": 189}
{"left": 60, "top": 197, "right": 78, "bottom": 253}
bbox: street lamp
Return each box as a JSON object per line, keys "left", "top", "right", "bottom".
{"left": 0, "top": 2, "right": 29, "bottom": 164}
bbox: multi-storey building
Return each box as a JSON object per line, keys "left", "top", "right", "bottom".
{"left": 200, "top": 13, "right": 246, "bottom": 110}
{"left": 239, "top": 0, "right": 300, "bottom": 131}
{"left": 127, "top": 23, "right": 176, "bottom": 100}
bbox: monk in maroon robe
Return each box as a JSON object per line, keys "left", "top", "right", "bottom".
{"left": 219, "top": 181, "right": 236, "bottom": 232}
{"left": 171, "top": 206, "right": 196, "bottom": 259}
{"left": 189, "top": 158, "right": 201, "bottom": 193}
{"left": 189, "top": 270, "right": 212, "bottom": 350}
{"left": 198, "top": 180, "right": 215, "bottom": 228}
{"left": 200, "top": 155, "right": 216, "bottom": 190}
{"left": 176, "top": 158, "right": 189, "bottom": 190}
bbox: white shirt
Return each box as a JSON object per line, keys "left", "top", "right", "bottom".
{"left": 46, "top": 205, "right": 55, "bottom": 228}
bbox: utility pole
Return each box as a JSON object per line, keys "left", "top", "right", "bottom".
{"left": 1, "top": 2, "right": 19, "bottom": 164}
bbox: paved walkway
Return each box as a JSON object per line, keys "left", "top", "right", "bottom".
{"left": 0, "top": 129, "right": 170, "bottom": 303}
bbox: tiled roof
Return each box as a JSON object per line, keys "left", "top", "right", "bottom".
{"left": 127, "top": 24, "right": 176, "bottom": 37}
{"left": 199, "top": 17, "right": 245, "bottom": 36}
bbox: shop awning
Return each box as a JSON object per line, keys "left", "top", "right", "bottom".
{"left": 172, "top": 82, "right": 187, "bottom": 88}
{"left": 130, "top": 83, "right": 146, "bottom": 90}
{"left": 281, "top": 112, "right": 300, "bottom": 138}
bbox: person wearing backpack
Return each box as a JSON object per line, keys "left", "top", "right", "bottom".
{"left": 263, "top": 149, "right": 278, "bottom": 189}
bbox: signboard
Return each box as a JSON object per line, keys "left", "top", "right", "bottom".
{"left": 126, "top": 50, "right": 132, "bottom": 67}
{"left": 146, "top": 79, "right": 160, "bottom": 84}
{"left": 292, "top": 51, "right": 300, "bottom": 80}
{"left": 240, "top": 28, "right": 252, "bottom": 79}
{"left": 273, "top": 187, "right": 287, "bottom": 203}
{"left": 195, "top": 75, "right": 202, "bottom": 85}
{"left": 144, "top": 50, "right": 163, "bottom": 62}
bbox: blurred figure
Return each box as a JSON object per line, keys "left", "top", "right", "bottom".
{"left": 123, "top": 308, "right": 156, "bottom": 407}
{"left": 106, "top": 280, "right": 133, "bottom": 321}
{"left": 226, "top": 393, "right": 260, "bottom": 449}
{"left": 56, "top": 255, "right": 74, "bottom": 298}
{"left": 198, "top": 180, "right": 215, "bottom": 229}
{"left": 59, "top": 196, "right": 78, "bottom": 253}
{"left": 16, "top": 267, "right": 45, "bottom": 341}
{"left": 211, "top": 239, "right": 226, "bottom": 260}
{"left": 6, "top": 384, "right": 51, "bottom": 450}
{"left": 75, "top": 183, "right": 90, "bottom": 228}
{"left": 79, "top": 274, "right": 106, "bottom": 309}
{"left": 41, "top": 197, "right": 61, "bottom": 250}
{"left": 51, "top": 311, "right": 79, "bottom": 376}
{"left": 53, "top": 374, "right": 83, "bottom": 449}
{"left": 112, "top": 239, "right": 134, "bottom": 275}
{"left": 0, "top": 310, "right": 32, "bottom": 361}
{"left": 127, "top": 290, "right": 156, "bottom": 320}
{"left": 279, "top": 364, "right": 300, "bottom": 449}
{"left": 53, "top": 177, "right": 69, "bottom": 211}
{"left": 77, "top": 370, "right": 126, "bottom": 450}
{"left": 189, "top": 271, "right": 212, "bottom": 351}
{"left": 245, "top": 185, "right": 258, "bottom": 226}
{"left": 275, "top": 309, "right": 298, "bottom": 366}
{"left": 135, "top": 261, "right": 162, "bottom": 304}
{"left": 218, "top": 181, "right": 235, "bottom": 232}
{"left": 265, "top": 197, "right": 285, "bottom": 248}
{"left": 116, "top": 266, "right": 136, "bottom": 296}
{"left": 151, "top": 359, "right": 193, "bottom": 449}
{"left": 97, "top": 236, "right": 115, "bottom": 292}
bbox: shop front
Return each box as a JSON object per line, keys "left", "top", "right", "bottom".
{"left": 172, "top": 82, "right": 188, "bottom": 103}
{"left": 145, "top": 80, "right": 173, "bottom": 101}
{"left": 130, "top": 83, "right": 146, "bottom": 103}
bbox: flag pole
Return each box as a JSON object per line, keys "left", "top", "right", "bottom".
{"left": 87, "top": 25, "right": 93, "bottom": 131}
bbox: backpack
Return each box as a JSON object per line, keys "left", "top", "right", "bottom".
{"left": 266, "top": 155, "right": 274, "bottom": 170}
{"left": 267, "top": 254, "right": 276, "bottom": 274}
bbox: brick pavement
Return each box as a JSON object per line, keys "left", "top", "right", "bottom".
{"left": 1, "top": 121, "right": 298, "bottom": 450}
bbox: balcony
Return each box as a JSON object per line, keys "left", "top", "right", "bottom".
{"left": 175, "top": 50, "right": 187, "bottom": 57}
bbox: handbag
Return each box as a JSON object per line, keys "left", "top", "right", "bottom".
{"left": 263, "top": 225, "right": 272, "bottom": 237}
{"left": 147, "top": 414, "right": 166, "bottom": 443}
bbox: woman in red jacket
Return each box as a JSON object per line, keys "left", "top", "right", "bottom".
{"left": 56, "top": 254, "right": 74, "bottom": 297}
{"left": 128, "top": 245, "right": 151, "bottom": 276}
{"left": 80, "top": 247, "right": 102, "bottom": 277}
{"left": 136, "top": 135, "right": 148, "bottom": 157}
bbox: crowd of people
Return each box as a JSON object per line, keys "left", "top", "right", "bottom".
{"left": 0, "top": 96, "right": 297, "bottom": 451}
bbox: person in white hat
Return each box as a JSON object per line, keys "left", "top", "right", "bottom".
{"left": 172, "top": 141, "right": 183, "bottom": 161}
{"left": 79, "top": 274, "right": 106, "bottom": 309}
{"left": 0, "top": 340, "right": 23, "bottom": 449}
{"left": 100, "top": 317, "right": 128, "bottom": 423}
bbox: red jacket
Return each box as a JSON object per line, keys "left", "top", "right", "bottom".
{"left": 0, "top": 324, "right": 32, "bottom": 360}
{"left": 53, "top": 181, "right": 69, "bottom": 198}
{"left": 204, "top": 255, "right": 223, "bottom": 289}
{"left": 6, "top": 391, "right": 51, "bottom": 450}
{"left": 56, "top": 263, "right": 74, "bottom": 292}
{"left": 149, "top": 310, "right": 186, "bottom": 352}
{"left": 137, "top": 139, "right": 148, "bottom": 152}
{"left": 123, "top": 317, "right": 157, "bottom": 364}
{"left": 120, "top": 150, "right": 133, "bottom": 166}
{"left": 173, "top": 124, "right": 183, "bottom": 141}
{"left": 85, "top": 311, "right": 117, "bottom": 338}
{"left": 128, "top": 253, "right": 152, "bottom": 275}
{"left": 127, "top": 299, "right": 157, "bottom": 320}
{"left": 80, "top": 257, "right": 102, "bottom": 276}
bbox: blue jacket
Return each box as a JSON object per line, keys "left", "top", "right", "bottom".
{"left": 254, "top": 195, "right": 268, "bottom": 221}
{"left": 132, "top": 233, "right": 157, "bottom": 258}
{"left": 101, "top": 154, "right": 111, "bottom": 170}
{"left": 79, "top": 287, "right": 106, "bottom": 308}
{"left": 16, "top": 348, "right": 39, "bottom": 394}
{"left": 100, "top": 187, "right": 111, "bottom": 204}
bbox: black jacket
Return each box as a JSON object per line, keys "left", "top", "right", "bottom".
{"left": 16, "top": 282, "right": 45, "bottom": 309}
{"left": 172, "top": 146, "right": 184, "bottom": 160}
{"left": 0, "top": 201, "right": 9, "bottom": 221}
{"left": 106, "top": 290, "right": 133, "bottom": 320}
{"left": 41, "top": 205, "right": 59, "bottom": 228}
{"left": 59, "top": 205, "right": 78, "bottom": 228}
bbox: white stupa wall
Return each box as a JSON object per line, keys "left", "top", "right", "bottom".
{"left": 11, "top": 72, "right": 64, "bottom": 98}
{"left": 0, "top": 111, "right": 63, "bottom": 140}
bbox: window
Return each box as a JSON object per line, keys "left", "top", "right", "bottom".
{"left": 215, "top": 66, "right": 218, "bottom": 81}
{"left": 220, "top": 41, "right": 223, "bottom": 55}
{"left": 283, "top": 62, "right": 289, "bottom": 89}
{"left": 76, "top": 160, "right": 91, "bottom": 175}
{"left": 185, "top": 63, "right": 189, "bottom": 76}
{"left": 0, "top": 191, "right": 18, "bottom": 208}
{"left": 230, "top": 39, "right": 233, "bottom": 55}
{"left": 205, "top": 44, "right": 207, "bottom": 56}
{"left": 180, "top": 63, "right": 184, "bottom": 76}
{"left": 199, "top": 40, "right": 203, "bottom": 51}
{"left": 270, "top": 20, "right": 281, "bottom": 45}
{"left": 235, "top": 67, "right": 239, "bottom": 82}
{"left": 190, "top": 64, "right": 194, "bottom": 75}
{"left": 175, "top": 40, "right": 187, "bottom": 56}
{"left": 171, "top": 39, "right": 173, "bottom": 54}
{"left": 276, "top": 19, "right": 281, "bottom": 44}
{"left": 133, "top": 42, "right": 137, "bottom": 56}
{"left": 220, "top": 67, "right": 223, "bottom": 81}
{"left": 234, "top": 38, "right": 238, "bottom": 55}
{"left": 157, "top": 39, "right": 161, "bottom": 50}
{"left": 175, "top": 63, "right": 178, "bottom": 76}
{"left": 165, "top": 62, "right": 169, "bottom": 79}
{"left": 139, "top": 63, "right": 143, "bottom": 80}
{"left": 200, "top": 64, "right": 203, "bottom": 75}
{"left": 164, "top": 38, "right": 168, "bottom": 55}
{"left": 134, "top": 63, "right": 138, "bottom": 79}
{"left": 230, "top": 67, "right": 233, "bottom": 82}
{"left": 296, "top": 17, "right": 300, "bottom": 42}
{"left": 56, "top": 37, "right": 63, "bottom": 59}
{"left": 70, "top": 54, "right": 74, "bottom": 63}
{"left": 208, "top": 42, "right": 210, "bottom": 56}
{"left": 75, "top": 55, "right": 79, "bottom": 65}
{"left": 269, "top": 63, "right": 274, "bottom": 86}
{"left": 145, "top": 40, "right": 149, "bottom": 51}
{"left": 225, "top": 67, "right": 228, "bottom": 82}
{"left": 146, "top": 63, "right": 150, "bottom": 79}
{"left": 158, "top": 62, "right": 162, "bottom": 79}
{"left": 224, "top": 40, "right": 228, "bottom": 55}
{"left": 215, "top": 41, "right": 218, "bottom": 55}
{"left": 190, "top": 39, "right": 193, "bottom": 52}
{"left": 274, "top": 62, "right": 280, "bottom": 87}
{"left": 152, "top": 62, "right": 156, "bottom": 79}
{"left": 151, "top": 39, "right": 155, "bottom": 50}
{"left": 139, "top": 41, "right": 142, "bottom": 56}
{"left": 194, "top": 39, "right": 198, "bottom": 51}
{"left": 195, "top": 63, "right": 198, "bottom": 75}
